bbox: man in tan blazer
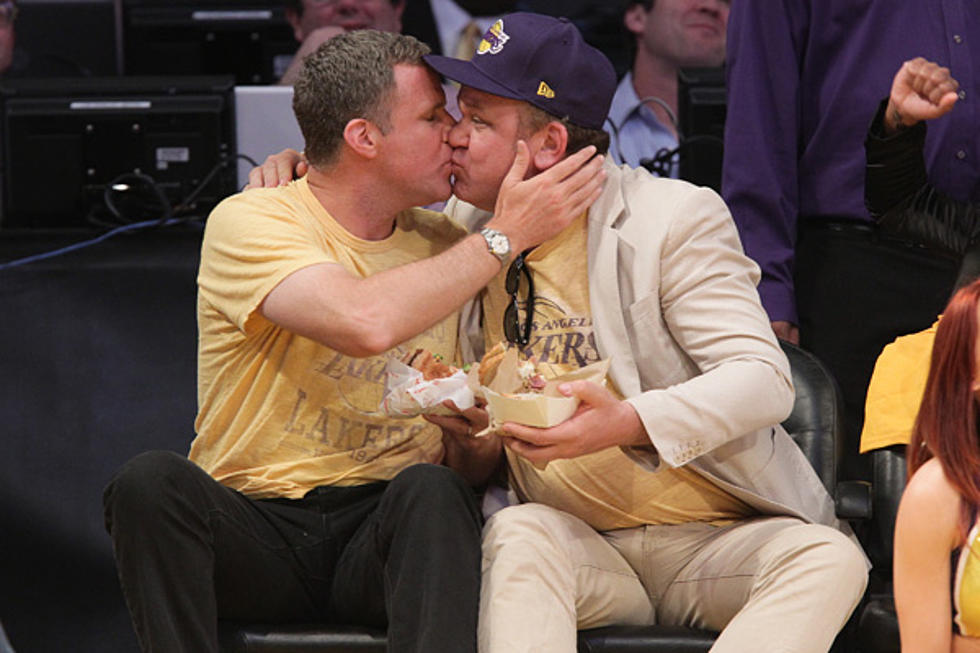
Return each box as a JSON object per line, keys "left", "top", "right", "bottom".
{"left": 249, "top": 14, "right": 869, "bottom": 653}
{"left": 421, "top": 13, "right": 869, "bottom": 653}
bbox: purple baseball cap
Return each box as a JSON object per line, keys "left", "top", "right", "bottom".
{"left": 424, "top": 12, "right": 616, "bottom": 131}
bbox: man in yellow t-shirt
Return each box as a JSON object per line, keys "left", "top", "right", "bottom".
{"left": 102, "top": 29, "right": 604, "bottom": 653}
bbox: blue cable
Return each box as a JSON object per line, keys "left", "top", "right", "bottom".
{"left": 0, "top": 218, "right": 186, "bottom": 270}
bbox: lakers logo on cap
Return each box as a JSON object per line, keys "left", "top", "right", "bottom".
{"left": 536, "top": 81, "right": 555, "bottom": 99}
{"left": 476, "top": 19, "right": 509, "bottom": 56}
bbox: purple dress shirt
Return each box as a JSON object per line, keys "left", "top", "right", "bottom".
{"left": 722, "top": 0, "right": 980, "bottom": 325}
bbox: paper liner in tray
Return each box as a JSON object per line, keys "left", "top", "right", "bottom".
{"left": 379, "top": 358, "right": 475, "bottom": 417}
{"left": 482, "top": 389, "right": 579, "bottom": 428}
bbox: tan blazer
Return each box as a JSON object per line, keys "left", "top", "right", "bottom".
{"left": 448, "top": 161, "right": 862, "bottom": 551}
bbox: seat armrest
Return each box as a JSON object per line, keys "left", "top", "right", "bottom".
{"left": 835, "top": 480, "right": 872, "bottom": 520}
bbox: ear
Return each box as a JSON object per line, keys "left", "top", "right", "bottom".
{"left": 530, "top": 121, "right": 569, "bottom": 171}
{"left": 392, "top": 0, "right": 406, "bottom": 31}
{"left": 343, "top": 118, "right": 382, "bottom": 160}
{"left": 285, "top": 9, "right": 304, "bottom": 43}
{"left": 623, "top": 4, "right": 648, "bottom": 38}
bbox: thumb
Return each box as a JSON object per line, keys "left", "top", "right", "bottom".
{"left": 501, "top": 140, "right": 531, "bottom": 190}
{"left": 937, "top": 91, "right": 959, "bottom": 114}
{"left": 557, "top": 380, "right": 611, "bottom": 407}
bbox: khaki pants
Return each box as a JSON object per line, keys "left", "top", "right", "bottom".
{"left": 479, "top": 503, "right": 867, "bottom": 653}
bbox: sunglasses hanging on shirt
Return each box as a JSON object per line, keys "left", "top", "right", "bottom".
{"left": 503, "top": 251, "right": 535, "bottom": 346}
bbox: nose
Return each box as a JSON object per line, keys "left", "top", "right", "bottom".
{"left": 448, "top": 121, "right": 467, "bottom": 148}
{"left": 443, "top": 113, "right": 457, "bottom": 139}
{"left": 696, "top": 0, "right": 728, "bottom": 17}
{"left": 332, "top": 0, "right": 360, "bottom": 13}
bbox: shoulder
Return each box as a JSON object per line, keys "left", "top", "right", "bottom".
{"left": 615, "top": 165, "right": 727, "bottom": 217}
{"left": 203, "top": 184, "right": 312, "bottom": 251}
{"left": 901, "top": 458, "right": 963, "bottom": 537}
{"left": 885, "top": 326, "right": 937, "bottom": 363}
{"left": 211, "top": 182, "right": 312, "bottom": 221}
{"left": 907, "top": 457, "right": 959, "bottom": 498}
{"left": 209, "top": 184, "right": 302, "bottom": 221}
{"left": 610, "top": 165, "right": 737, "bottom": 246}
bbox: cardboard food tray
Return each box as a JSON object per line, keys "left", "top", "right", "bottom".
{"left": 473, "top": 354, "right": 611, "bottom": 431}
{"left": 482, "top": 389, "right": 579, "bottom": 428}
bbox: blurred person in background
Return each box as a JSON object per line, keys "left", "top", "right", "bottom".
{"left": 606, "top": 0, "right": 729, "bottom": 173}
{"left": 0, "top": 0, "right": 15, "bottom": 75}
{"left": 280, "top": 0, "right": 405, "bottom": 84}
{"left": 0, "top": 0, "right": 92, "bottom": 77}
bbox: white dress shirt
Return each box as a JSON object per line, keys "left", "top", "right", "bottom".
{"left": 605, "top": 72, "right": 678, "bottom": 176}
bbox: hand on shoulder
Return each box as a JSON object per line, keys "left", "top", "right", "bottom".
{"left": 245, "top": 148, "right": 308, "bottom": 189}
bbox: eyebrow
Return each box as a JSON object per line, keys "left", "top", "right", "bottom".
{"left": 427, "top": 97, "right": 446, "bottom": 113}
{"left": 457, "top": 92, "right": 485, "bottom": 113}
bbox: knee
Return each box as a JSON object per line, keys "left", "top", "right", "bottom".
{"left": 813, "top": 528, "right": 869, "bottom": 600}
{"left": 386, "top": 463, "right": 480, "bottom": 523}
{"left": 103, "top": 450, "right": 203, "bottom": 531}
{"left": 773, "top": 525, "right": 869, "bottom": 604}
{"left": 389, "top": 463, "right": 468, "bottom": 497}
{"left": 482, "top": 503, "right": 569, "bottom": 559}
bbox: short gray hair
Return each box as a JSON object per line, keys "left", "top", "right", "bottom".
{"left": 293, "top": 30, "right": 431, "bottom": 167}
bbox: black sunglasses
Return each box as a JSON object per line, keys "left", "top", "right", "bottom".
{"left": 503, "top": 251, "right": 534, "bottom": 346}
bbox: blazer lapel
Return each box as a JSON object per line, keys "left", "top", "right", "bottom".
{"left": 588, "top": 163, "right": 642, "bottom": 398}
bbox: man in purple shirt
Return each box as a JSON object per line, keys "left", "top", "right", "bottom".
{"left": 722, "top": 1, "right": 979, "bottom": 479}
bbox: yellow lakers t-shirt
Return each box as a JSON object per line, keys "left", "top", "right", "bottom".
{"left": 190, "top": 177, "right": 466, "bottom": 499}
{"left": 483, "top": 213, "right": 754, "bottom": 531}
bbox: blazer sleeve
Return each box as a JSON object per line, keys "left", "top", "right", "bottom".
{"left": 623, "top": 187, "right": 795, "bottom": 469}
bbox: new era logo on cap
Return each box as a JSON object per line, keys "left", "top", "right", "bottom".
{"left": 424, "top": 12, "right": 616, "bottom": 130}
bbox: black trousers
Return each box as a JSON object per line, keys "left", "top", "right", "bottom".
{"left": 795, "top": 221, "right": 959, "bottom": 481}
{"left": 103, "top": 451, "right": 482, "bottom": 653}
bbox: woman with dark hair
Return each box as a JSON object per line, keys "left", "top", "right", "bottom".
{"left": 894, "top": 278, "right": 980, "bottom": 651}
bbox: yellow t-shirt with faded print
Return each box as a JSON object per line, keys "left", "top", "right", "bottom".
{"left": 483, "top": 213, "right": 754, "bottom": 531}
{"left": 190, "top": 177, "right": 466, "bottom": 499}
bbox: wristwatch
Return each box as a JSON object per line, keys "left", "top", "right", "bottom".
{"left": 479, "top": 227, "right": 511, "bottom": 265}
